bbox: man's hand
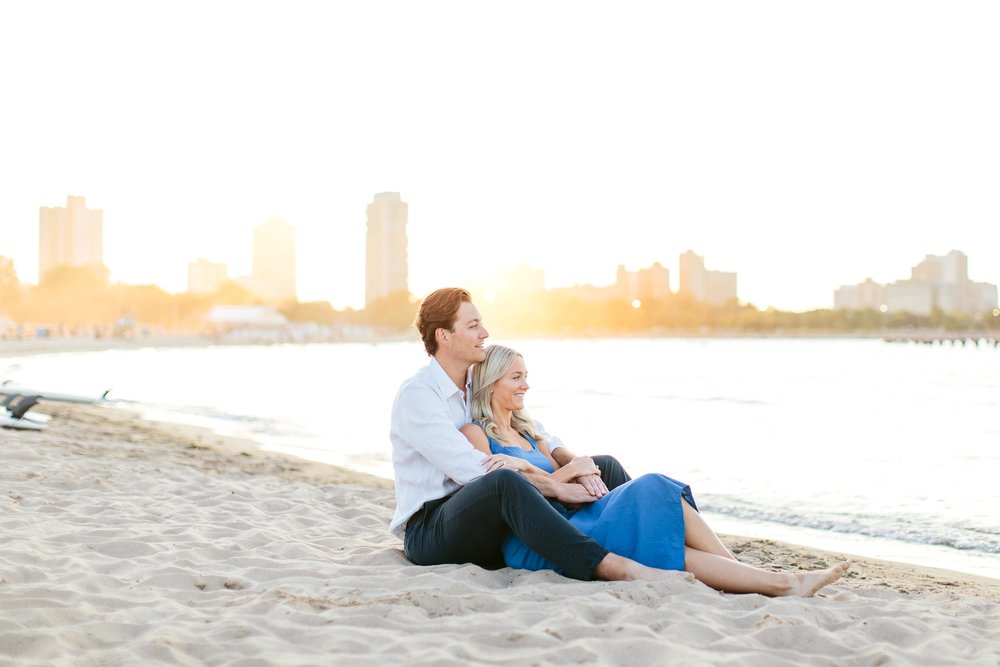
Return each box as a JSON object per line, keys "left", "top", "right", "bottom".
{"left": 575, "top": 473, "right": 609, "bottom": 498}
{"left": 552, "top": 481, "right": 600, "bottom": 505}
{"left": 483, "top": 453, "right": 534, "bottom": 473}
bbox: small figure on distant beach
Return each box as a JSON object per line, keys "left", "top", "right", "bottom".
{"left": 390, "top": 287, "right": 848, "bottom": 595}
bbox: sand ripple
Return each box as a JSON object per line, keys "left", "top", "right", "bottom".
{"left": 1, "top": 405, "right": 999, "bottom": 665}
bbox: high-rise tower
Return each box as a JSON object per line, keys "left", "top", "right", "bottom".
{"left": 679, "top": 250, "right": 737, "bottom": 305}
{"left": 251, "top": 217, "right": 296, "bottom": 302}
{"left": 365, "top": 192, "right": 408, "bottom": 307}
{"left": 38, "top": 195, "right": 104, "bottom": 281}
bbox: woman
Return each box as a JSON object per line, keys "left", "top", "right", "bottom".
{"left": 460, "top": 344, "right": 850, "bottom": 597}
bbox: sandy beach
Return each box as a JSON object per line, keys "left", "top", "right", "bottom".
{"left": 2, "top": 403, "right": 999, "bottom": 666}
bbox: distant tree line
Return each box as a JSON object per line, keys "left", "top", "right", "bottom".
{"left": 0, "top": 258, "right": 996, "bottom": 336}
{"left": 479, "top": 292, "right": 1000, "bottom": 336}
{"left": 286, "top": 288, "right": 1000, "bottom": 336}
{"left": 0, "top": 261, "right": 418, "bottom": 334}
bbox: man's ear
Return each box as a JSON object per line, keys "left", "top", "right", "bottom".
{"left": 435, "top": 327, "right": 449, "bottom": 346}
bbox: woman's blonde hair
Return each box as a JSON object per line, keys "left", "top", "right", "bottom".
{"left": 472, "top": 344, "right": 544, "bottom": 445}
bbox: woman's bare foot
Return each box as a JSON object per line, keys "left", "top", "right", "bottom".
{"left": 780, "top": 562, "right": 851, "bottom": 597}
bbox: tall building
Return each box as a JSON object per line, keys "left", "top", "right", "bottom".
{"left": 678, "top": 251, "right": 737, "bottom": 305}
{"left": 187, "top": 258, "right": 228, "bottom": 295}
{"left": 911, "top": 250, "right": 967, "bottom": 286}
{"left": 38, "top": 195, "right": 104, "bottom": 281}
{"left": 250, "top": 217, "right": 296, "bottom": 303}
{"left": 833, "top": 278, "right": 883, "bottom": 311}
{"left": 833, "top": 250, "right": 997, "bottom": 315}
{"left": 365, "top": 192, "right": 408, "bottom": 307}
{"left": 616, "top": 262, "right": 671, "bottom": 301}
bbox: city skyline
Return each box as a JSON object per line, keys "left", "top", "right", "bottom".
{"left": 19, "top": 189, "right": 1000, "bottom": 320}
{"left": 12, "top": 191, "right": 1000, "bottom": 314}
{"left": 835, "top": 250, "right": 998, "bottom": 316}
{"left": 2, "top": 2, "right": 999, "bottom": 311}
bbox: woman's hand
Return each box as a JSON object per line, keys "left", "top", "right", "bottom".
{"left": 483, "top": 454, "right": 535, "bottom": 474}
{"left": 561, "top": 456, "right": 600, "bottom": 479}
{"left": 558, "top": 457, "right": 608, "bottom": 497}
{"left": 575, "top": 473, "right": 609, "bottom": 498}
{"left": 552, "top": 482, "right": 600, "bottom": 506}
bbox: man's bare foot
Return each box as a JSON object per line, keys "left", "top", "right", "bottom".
{"left": 781, "top": 562, "right": 851, "bottom": 597}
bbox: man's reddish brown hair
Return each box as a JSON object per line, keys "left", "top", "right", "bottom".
{"left": 416, "top": 287, "right": 472, "bottom": 356}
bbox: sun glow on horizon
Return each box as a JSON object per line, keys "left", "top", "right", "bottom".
{"left": 2, "top": 1, "right": 999, "bottom": 313}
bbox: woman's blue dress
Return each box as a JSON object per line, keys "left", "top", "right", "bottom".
{"left": 488, "top": 431, "right": 696, "bottom": 573}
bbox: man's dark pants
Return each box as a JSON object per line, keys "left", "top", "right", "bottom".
{"left": 403, "top": 455, "right": 632, "bottom": 580}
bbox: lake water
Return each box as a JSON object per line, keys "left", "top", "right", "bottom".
{"left": 4, "top": 337, "right": 998, "bottom": 580}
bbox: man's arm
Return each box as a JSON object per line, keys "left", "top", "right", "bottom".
{"left": 551, "top": 447, "right": 574, "bottom": 468}
{"left": 520, "top": 472, "right": 601, "bottom": 504}
{"left": 458, "top": 423, "right": 597, "bottom": 502}
{"left": 534, "top": 419, "right": 586, "bottom": 477}
{"left": 393, "top": 384, "right": 487, "bottom": 484}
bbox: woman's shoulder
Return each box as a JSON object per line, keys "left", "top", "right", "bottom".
{"left": 459, "top": 422, "right": 494, "bottom": 453}
{"left": 460, "top": 421, "right": 487, "bottom": 436}
{"left": 460, "top": 422, "right": 490, "bottom": 443}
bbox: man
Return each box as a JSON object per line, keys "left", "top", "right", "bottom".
{"left": 389, "top": 287, "right": 659, "bottom": 581}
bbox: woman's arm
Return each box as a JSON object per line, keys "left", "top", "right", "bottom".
{"left": 537, "top": 438, "right": 563, "bottom": 472}
{"left": 538, "top": 439, "right": 600, "bottom": 483}
{"left": 459, "top": 423, "right": 493, "bottom": 456}
{"left": 551, "top": 446, "right": 575, "bottom": 468}
{"left": 457, "top": 424, "right": 599, "bottom": 504}
{"left": 542, "top": 442, "right": 608, "bottom": 497}
{"left": 459, "top": 424, "right": 549, "bottom": 475}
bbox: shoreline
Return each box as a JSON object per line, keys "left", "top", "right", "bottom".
{"left": 138, "top": 408, "right": 1000, "bottom": 602}
{"left": 0, "top": 334, "right": 220, "bottom": 357}
{"left": 4, "top": 338, "right": 997, "bottom": 588}
{"left": 3, "top": 326, "right": 999, "bottom": 359}
{"left": 134, "top": 401, "right": 1000, "bottom": 586}
{"left": 42, "top": 402, "right": 1000, "bottom": 601}
{"left": 703, "top": 511, "right": 1000, "bottom": 584}
{"left": 3, "top": 401, "right": 999, "bottom": 663}
{"left": 9, "top": 371, "right": 1000, "bottom": 588}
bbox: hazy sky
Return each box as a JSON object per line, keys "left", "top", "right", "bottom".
{"left": 2, "top": 1, "right": 998, "bottom": 311}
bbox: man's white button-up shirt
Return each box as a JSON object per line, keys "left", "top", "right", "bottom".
{"left": 388, "top": 356, "right": 562, "bottom": 539}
